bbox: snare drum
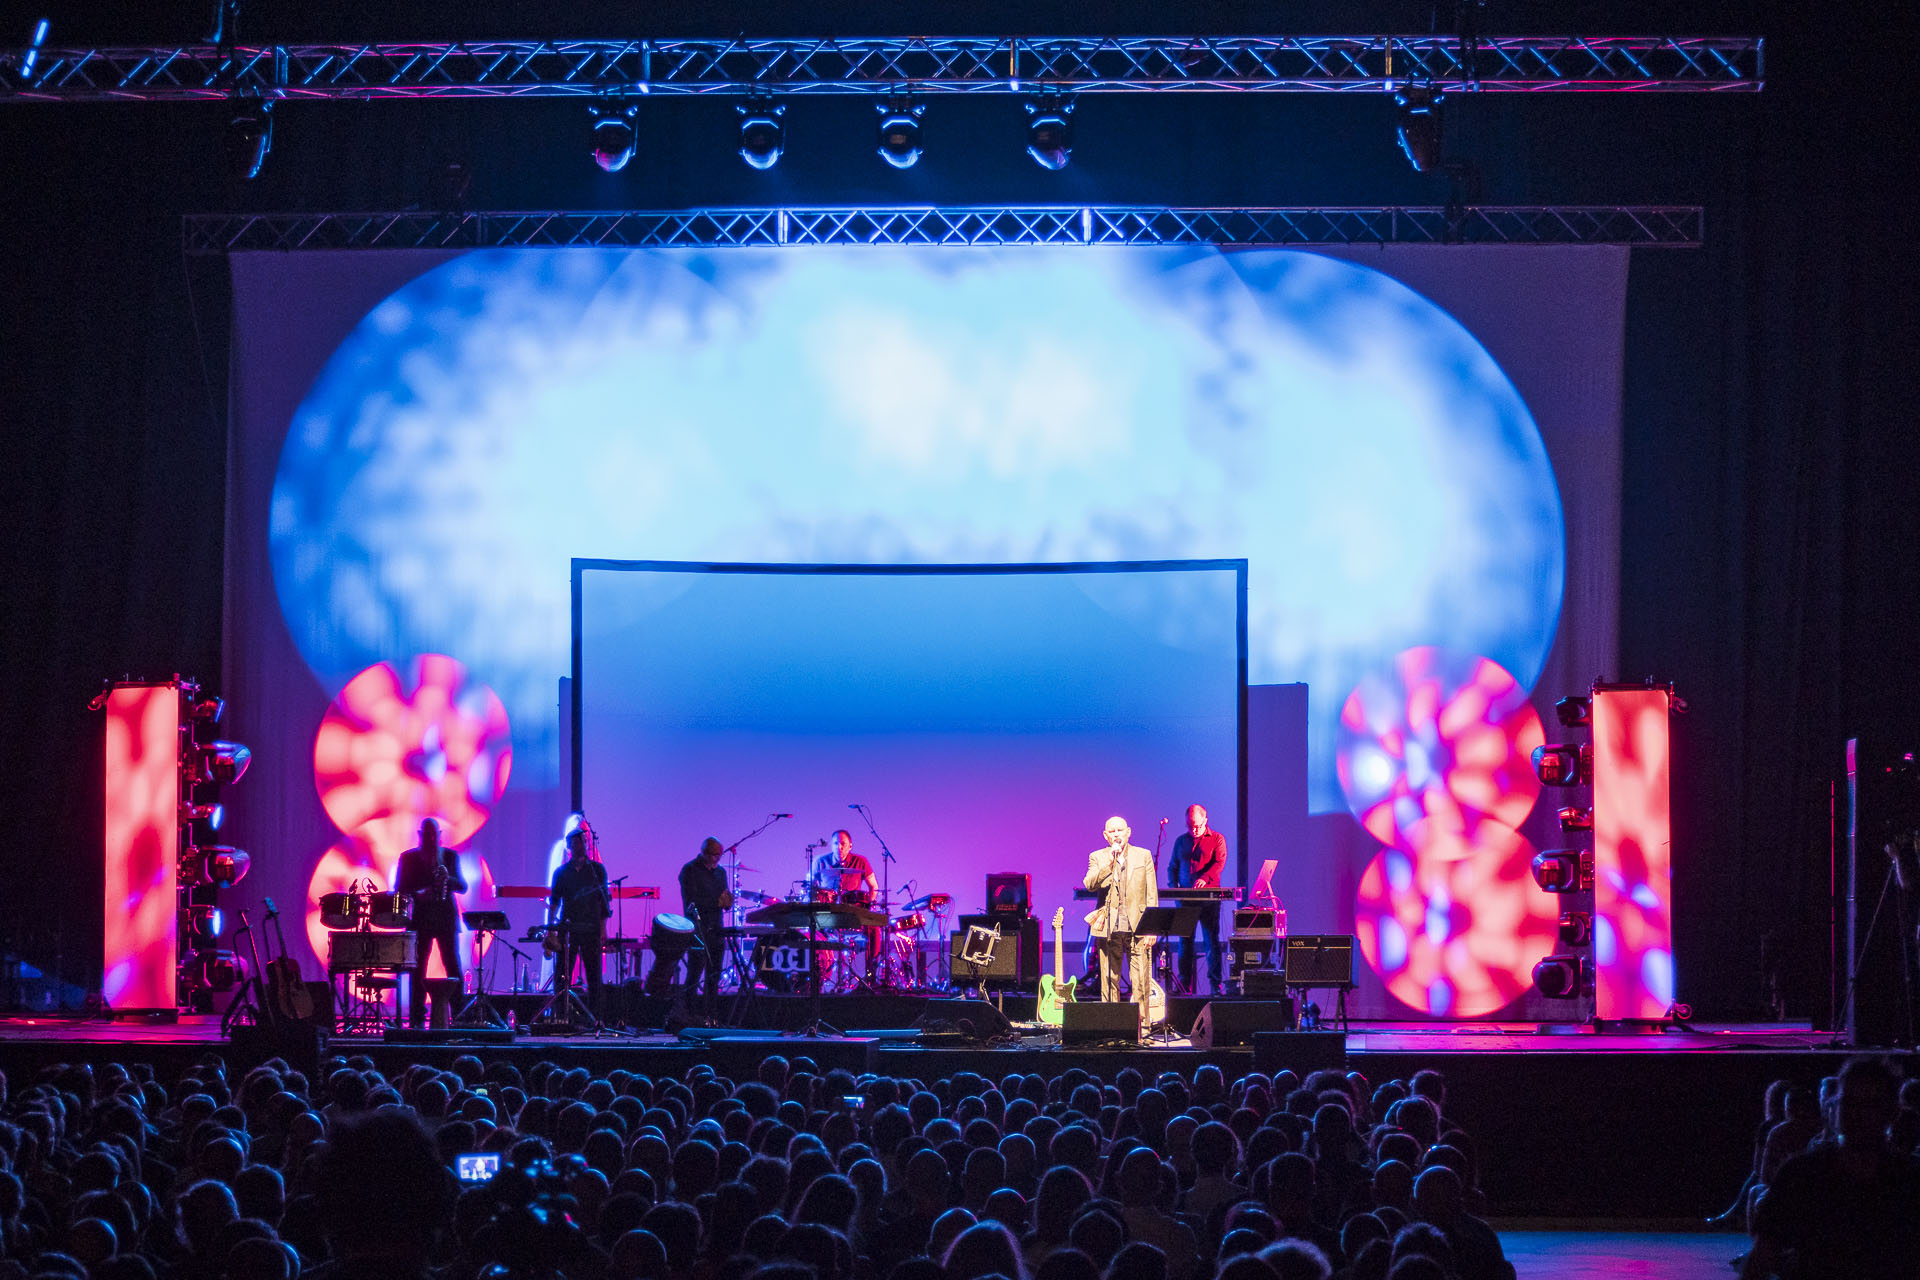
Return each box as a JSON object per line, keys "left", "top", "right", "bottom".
{"left": 318, "top": 892, "right": 361, "bottom": 930}
{"left": 809, "top": 885, "right": 837, "bottom": 904}
{"left": 891, "top": 911, "right": 926, "bottom": 933}
{"left": 840, "top": 889, "right": 873, "bottom": 910}
{"left": 366, "top": 892, "right": 412, "bottom": 929}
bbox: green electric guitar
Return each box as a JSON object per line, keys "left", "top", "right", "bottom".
{"left": 1037, "top": 907, "right": 1077, "bottom": 1025}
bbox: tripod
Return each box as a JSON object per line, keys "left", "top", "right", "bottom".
{"left": 534, "top": 927, "right": 604, "bottom": 1033}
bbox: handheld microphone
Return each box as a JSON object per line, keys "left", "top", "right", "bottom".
{"left": 773, "top": 813, "right": 793, "bottom": 819}
{"left": 847, "top": 803, "right": 863, "bottom": 810}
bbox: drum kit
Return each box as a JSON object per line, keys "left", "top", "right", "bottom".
{"left": 737, "top": 881, "right": 955, "bottom": 995}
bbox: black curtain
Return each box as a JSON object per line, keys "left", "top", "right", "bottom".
{"left": 2, "top": 0, "right": 1914, "bottom": 1016}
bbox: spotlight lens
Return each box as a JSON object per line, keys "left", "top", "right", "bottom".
{"left": 739, "top": 118, "right": 783, "bottom": 170}
{"left": 594, "top": 119, "right": 636, "bottom": 173}
{"left": 877, "top": 115, "right": 922, "bottom": 169}
{"left": 1027, "top": 115, "right": 1073, "bottom": 171}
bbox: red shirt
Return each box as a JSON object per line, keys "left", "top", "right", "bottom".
{"left": 1171, "top": 830, "right": 1227, "bottom": 888}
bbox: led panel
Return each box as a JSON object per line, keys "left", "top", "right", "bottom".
{"left": 1591, "top": 685, "right": 1674, "bottom": 1020}
{"left": 103, "top": 684, "right": 180, "bottom": 1010}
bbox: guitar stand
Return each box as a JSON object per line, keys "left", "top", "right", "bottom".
{"left": 220, "top": 975, "right": 270, "bottom": 1037}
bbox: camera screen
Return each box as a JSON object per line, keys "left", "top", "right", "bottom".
{"left": 457, "top": 1153, "right": 501, "bottom": 1183}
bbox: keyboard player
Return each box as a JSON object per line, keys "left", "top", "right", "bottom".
{"left": 1168, "top": 803, "right": 1228, "bottom": 993}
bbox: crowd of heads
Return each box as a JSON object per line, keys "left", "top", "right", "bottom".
{"left": 0, "top": 1051, "right": 1515, "bottom": 1280}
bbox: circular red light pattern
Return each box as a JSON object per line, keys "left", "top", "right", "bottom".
{"left": 313, "top": 654, "right": 512, "bottom": 853}
{"left": 1353, "top": 817, "right": 1560, "bottom": 1017}
{"left": 1335, "top": 646, "right": 1544, "bottom": 845}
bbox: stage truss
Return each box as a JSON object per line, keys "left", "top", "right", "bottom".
{"left": 6, "top": 36, "right": 1762, "bottom": 101}
{"left": 182, "top": 205, "right": 1703, "bottom": 253}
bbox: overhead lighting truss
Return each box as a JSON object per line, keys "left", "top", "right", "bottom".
{"left": 181, "top": 205, "right": 1703, "bottom": 253}
{"left": 4, "top": 35, "right": 1762, "bottom": 102}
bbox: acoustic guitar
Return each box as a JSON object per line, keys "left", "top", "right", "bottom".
{"left": 1037, "top": 907, "right": 1077, "bottom": 1025}
{"left": 263, "top": 898, "right": 315, "bottom": 1022}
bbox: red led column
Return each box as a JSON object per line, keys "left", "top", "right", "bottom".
{"left": 102, "top": 684, "right": 181, "bottom": 1011}
{"left": 1591, "top": 685, "right": 1675, "bottom": 1020}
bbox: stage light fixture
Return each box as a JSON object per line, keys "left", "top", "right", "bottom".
{"left": 180, "top": 904, "right": 224, "bottom": 948}
{"left": 1394, "top": 85, "right": 1442, "bottom": 174}
{"left": 1532, "top": 953, "right": 1589, "bottom": 999}
{"left": 191, "top": 741, "right": 251, "bottom": 786}
{"left": 1557, "top": 805, "right": 1594, "bottom": 833}
{"left": 1530, "top": 849, "right": 1593, "bottom": 894}
{"left": 1025, "top": 99, "right": 1074, "bottom": 170}
{"left": 1555, "top": 696, "right": 1591, "bottom": 727}
{"left": 192, "top": 846, "right": 251, "bottom": 888}
{"left": 1557, "top": 911, "right": 1592, "bottom": 947}
{"left": 186, "top": 949, "right": 245, "bottom": 993}
{"left": 226, "top": 100, "right": 273, "bottom": 181}
{"left": 590, "top": 104, "right": 638, "bottom": 173}
{"left": 737, "top": 102, "right": 785, "bottom": 170}
{"left": 179, "top": 801, "right": 224, "bottom": 832}
{"left": 1531, "top": 743, "right": 1591, "bottom": 787}
{"left": 877, "top": 102, "right": 925, "bottom": 169}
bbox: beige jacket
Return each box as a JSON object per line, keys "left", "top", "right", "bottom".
{"left": 1084, "top": 844, "right": 1158, "bottom": 937}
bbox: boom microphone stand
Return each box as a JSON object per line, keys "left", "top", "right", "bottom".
{"left": 851, "top": 803, "right": 896, "bottom": 991}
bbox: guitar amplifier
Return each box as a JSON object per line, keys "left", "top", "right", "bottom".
{"left": 1283, "top": 934, "right": 1355, "bottom": 987}
{"left": 951, "top": 915, "right": 1039, "bottom": 988}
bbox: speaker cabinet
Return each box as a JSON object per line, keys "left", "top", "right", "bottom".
{"left": 1189, "top": 999, "right": 1295, "bottom": 1047}
{"left": 1062, "top": 1000, "right": 1141, "bottom": 1044}
{"left": 1253, "top": 1030, "right": 1348, "bottom": 1074}
{"left": 1241, "top": 970, "right": 1291, "bottom": 999}
{"left": 1283, "top": 935, "right": 1355, "bottom": 986}
{"left": 951, "top": 915, "right": 1040, "bottom": 989}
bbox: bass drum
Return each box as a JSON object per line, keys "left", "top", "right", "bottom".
{"left": 366, "top": 892, "right": 412, "bottom": 929}
{"left": 318, "top": 892, "right": 360, "bottom": 930}
{"left": 751, "top": 931, "right": 808, "bottom": 994}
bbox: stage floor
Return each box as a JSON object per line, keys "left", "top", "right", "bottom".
{"left": 0, "top": 1006, "right": 1879, "bottom": 1219}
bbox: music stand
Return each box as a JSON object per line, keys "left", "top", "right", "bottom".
{"left": 454, "top": 910, "right": 510, "bottom": 1030}
{"left": 1134, "top": 905, "right": 1195, "bottom": 1042}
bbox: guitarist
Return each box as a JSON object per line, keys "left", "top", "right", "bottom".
{"left": 548, "top": 827, "right": 611, "bottom": 1019}
{"left": 1084, "top": 815, "right": 1158, "bottom": 1034}
{"left": 1169, "top": 803, "right": 1229, "bottom": 994}
{"left": 395, "top": 818, "right": 467, "bottom": 1028}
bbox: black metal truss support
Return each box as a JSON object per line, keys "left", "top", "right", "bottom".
{"left": 181, "top": 206, "right": 1704, "bottom": 253}
{"left": 6, "top": 36, "right": 1762, "bottom": 102}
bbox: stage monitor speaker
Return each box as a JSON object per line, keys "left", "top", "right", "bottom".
{"left": 1190, "top": 999, "right": 1295, "bottom": 1047}
{"left": 1283, "top": 935, "right": 1355, "bottom": 987}
{"left": 1063, "top": 1000, "right": 1141, "bottom": 1044}
{"left": 1253, "top": 1031, "right": 1348, "bottom": 1074}
{"left": 911, "top": 998, "right": 1014, "bottom": 1042}
{"left": 951, "top": 914, "right": 1040, "bottom": 988}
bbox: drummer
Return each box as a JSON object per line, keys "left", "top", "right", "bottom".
{"left": 810, "top": 830, "right": 881, "bottom": 985}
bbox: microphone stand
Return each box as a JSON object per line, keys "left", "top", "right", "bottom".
{"left": 606, "top": 874, "right": 628, "bottom": 982}
{"left": 723, "top": 813, "right": 789, "bottom": 932}
{"left": 852, "top": 803, "right": 896, "bottom": 991}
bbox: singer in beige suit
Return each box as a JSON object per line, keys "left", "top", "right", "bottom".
{"left": 1084, "top": 815, "right": 1158, "bottom": 1022}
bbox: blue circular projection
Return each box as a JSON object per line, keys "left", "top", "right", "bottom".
{"left": 273, "top": 247, "right": 1564, "bottom": 802}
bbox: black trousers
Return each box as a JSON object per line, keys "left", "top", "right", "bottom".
{"left": 408, "top": 918, "right": 462, "bottom": 1027}
{"left": 556, "top": 924, "right": 604, "bottom": 1014}
{"left": 684, "top": 925, "right": 723, "bottom": 1012}
{"left": 1178, "top": 906, "right": 1224, "bottom": 992}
